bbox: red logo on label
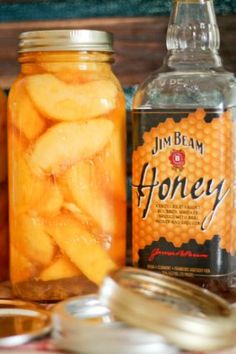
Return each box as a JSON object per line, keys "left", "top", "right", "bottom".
{"left": 169, "top": 149, "right": 185, "bottom": 170}
{"left": 148, "top": 248, "right": 208, "bottom": 262}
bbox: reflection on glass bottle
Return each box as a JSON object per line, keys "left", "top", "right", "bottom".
{"left": 132, "top": 0, "right": 236, "bottom": 300}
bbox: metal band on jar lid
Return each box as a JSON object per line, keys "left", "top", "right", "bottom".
{"left": 18, "top": 29, "right": 113, "bottom": 53}
{"left": 0, "top": 299, "right": 51, "bottom": 347}
{"left": 99, "top": 267, "right": 236, "bottom": 352}
{"left": 52, "top": 294, "right": 179, "bottom": 354}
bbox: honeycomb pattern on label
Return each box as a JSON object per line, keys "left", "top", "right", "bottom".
{"left": 132, "top": 109, "right": 235, "bottom": 263}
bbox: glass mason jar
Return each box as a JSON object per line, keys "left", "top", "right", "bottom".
{"left": 132, "top": 0, "right": 236, "bottom": 300}
{"left": 8, "top": 30, "right": 126, "bottom": 301}
{"left": 0, "top": 87, "right": 8, "bottom": 281}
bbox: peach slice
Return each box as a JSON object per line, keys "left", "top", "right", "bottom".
{"left": 45, "top": 213, "right": 116, "bottom": 285}
{"left": 8, "top": 83, "right": 46, "bottom": 140}
{"left": 65, "top": 160, "right": 116, "bottom": 234}
{"left": 12, "top": 214, "right": 55, "bottom": 266}
{"left": 32, "top": 182, "right": 63, "bottom": 217}
{"left": 8, "top": 136, "right": 61, "bottom": 219}
{"left": 10, "top": 155, "right": 46, "bottom": 214}
{"left": 25, "top": 74, "right": 117, "bottom": 121}
{"left": 10, "top": 245, "right": 33, "bottom": 283}
{"left": 8, "top": 131, "right": 63, "bottom": 216}
{"left": 108, "top": 236, "right": 126, "bottom": 266}
{"left": 8, "top": 127, "right": 28, "bottom": 157}
{"left": 8, "top": 129, "right": 32, "bottom": 213}
{"left": 41, "top": 60, "right": 111, "bottom": 75}
{"left": 95, "top": 129, "right": 126, "bottom": 201}
{"left": 55, "top": 70, "right": 110, "bottom": 85}
{"left": 95, "top": 93, "right": 126, "bottom": 201}
{"left": 62, "top": 202, "right": 91, "bottom": 226}
{"left": 39, "top": 256, "right": 80, "bottom": 281}
{"left": 57, "top": 174, "right": 73, "bottom": 202}
{"left": 40, "top": 61, "right": 112, "bottom": 84}
{"left": 28, "top": 119, "right": 113, "bottom": 175}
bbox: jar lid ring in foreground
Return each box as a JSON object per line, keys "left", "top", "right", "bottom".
{"left": 0, "top": 299, "right": 52, "bottom": 347}
{"left": 99, "top": 267, "right": 236, "bottom": 352}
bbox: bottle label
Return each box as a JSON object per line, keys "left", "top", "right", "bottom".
{"left": 132, "top": 108, "right": 236, "bottom": 277}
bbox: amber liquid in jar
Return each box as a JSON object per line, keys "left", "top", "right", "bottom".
{"left": 0, "top": 88, "right": 8, "bottom": 281}
{"left": 8, "top": 30, "right": 126, "bottom": 301}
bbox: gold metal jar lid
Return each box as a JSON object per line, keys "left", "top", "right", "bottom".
{"left": 99, "top": 267, "right": 236, "bottom": 352}
{"left": 18, "top": 29, "right": 113, "bottom": 53}
{"left": 0, "top": 299, "right": 52, "bottom": 347}
{"left": 53, "top": 294, "right": 179, "bottom": 354}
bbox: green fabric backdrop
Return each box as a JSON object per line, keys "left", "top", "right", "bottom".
{"left": 0, "top": 0, "right": 235, "bottom": 22}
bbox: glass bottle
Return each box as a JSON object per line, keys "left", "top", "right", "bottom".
{"left": 132, "top": 0, "right": 236, "bottom": 300}
{"left": 8, "top": 30, "right": 126, "bottom": 301}
{"left": 0, "top": 87, "right": 8, "bottom": 281}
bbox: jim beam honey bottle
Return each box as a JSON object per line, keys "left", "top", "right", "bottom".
{"left": 132, "top": 0, "right": 236, "bottom": 299}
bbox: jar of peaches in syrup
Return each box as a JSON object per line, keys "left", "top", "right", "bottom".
{"left": 8, "top": 30, "right": 126, "bottom": 301}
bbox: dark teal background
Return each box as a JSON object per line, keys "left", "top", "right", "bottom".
{"left": 0, "top": 0, "right": 235, "bottom": 22}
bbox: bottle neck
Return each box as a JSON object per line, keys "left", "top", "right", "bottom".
{"left": 165, "top": 0, "right": 222, "bottom": 69}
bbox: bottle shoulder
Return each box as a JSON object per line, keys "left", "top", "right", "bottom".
{"left": 133, "top": 69, "right": 236, "bottom": 110}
